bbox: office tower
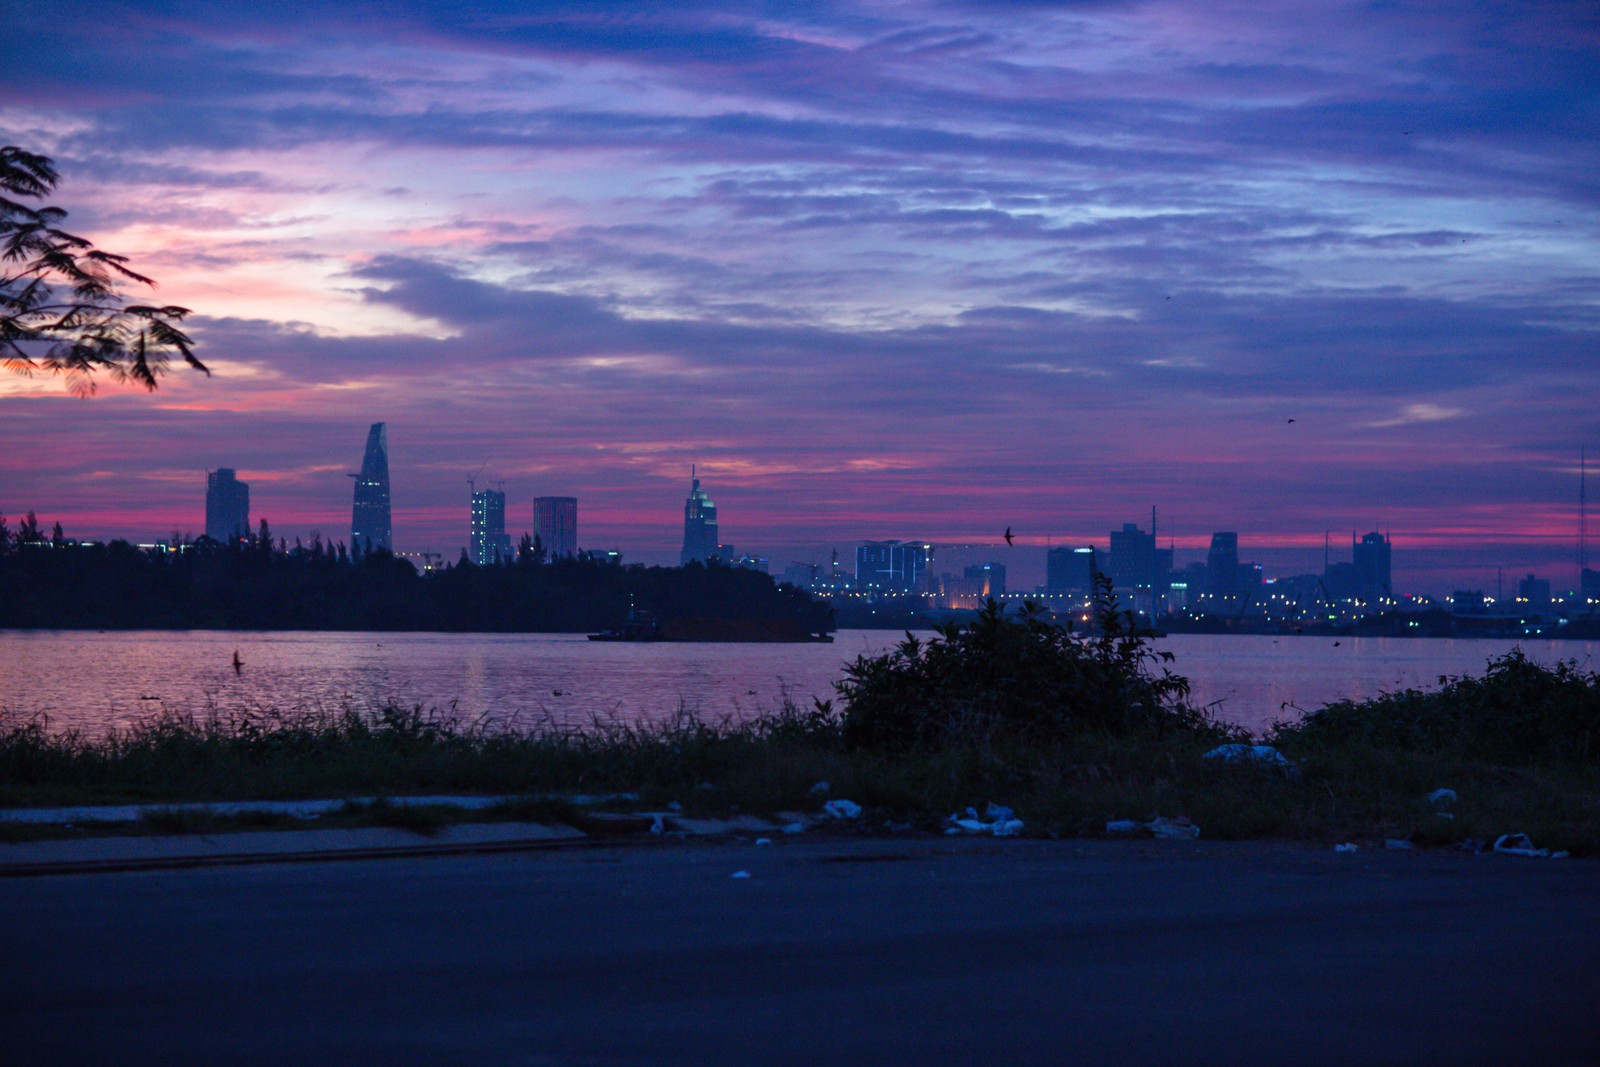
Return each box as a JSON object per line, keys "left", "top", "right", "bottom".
{"left": 856, "top": 541, "right": 894, "bottom": 590}
{"left": 890, "top": 542, "right": 934, "bottom": 592}
{"left": 1352, "top": 531, "right": 1392, "bottom": 600}
{"left": 534, "top": 496, "right": 578, "bottom": 558}
{"left": 680, "top": 466, "right": 718, "bottom": 565}
{"left": 1046, "top": 545, "right": 1097, "bottom": 596}
{"left": 1108, "top": 523, "right": 1152, "bottom": 591}
{"left": 1323, "top": 562, "right": 1361, "bottom": 599}
{"left": 855, "top": 540, "right": 933, "bottom": 593}
{"left": 964, "top": 562, "right": 1006, "bottom": 598}
{"left": 470, "top": 488, "right": 511, "bottom": 565}
{"left": 1206, "top": 532, "right": 1240, "bottom": 597}
{"left": 351, "top": 422, "right": 392, "bottom": 551}
{"left": 205, "top": 468, "right": 249, "bottom": 542}
{"left": 1517, "top": 573, "right": 1551, "bottom": 608}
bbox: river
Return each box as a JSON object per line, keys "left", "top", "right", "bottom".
{"left": 0, "top": 630, "right": 1594, "bottom": 737}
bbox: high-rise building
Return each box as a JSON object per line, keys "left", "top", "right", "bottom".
{"left": 205, "top": 468, "right": 249, "bottom": 542}
{"left": 1108, "top": 523, "right": 1155, "bottom": 594}
{"left": 856, "top": 541, "right": 894, "bottom": 590}
{"left": 855, "top": 540, "right": 933, "bottom": 593}
{"left": 534, "top": 496, "right": 578, "bottom": 558}
{"left": 964, "top": 562, "right": 1006, "bottom": 598}
{"left": 1046, "top": 545, "right": 1098, "bottom": 596}
{"left": 1516, "top": 573, "right": 1551, "bottom": 609}
{"left": 680, "top": 466, "right": 718, "bottom": 565}
{"left": 1206, "top": 532, "right": 1240, "bottom": 597}
{"left": 351, "top": 422, "right": 392, "bottom": 552}
{"left": 470, "top": 488, "right": 511, "bottom": 565}
{"left": 1352, "top": 531, "right": 1392, "bottom": 600}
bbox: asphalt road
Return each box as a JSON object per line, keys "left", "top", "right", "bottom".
{"left": 2, "top": 836, "right": 1596, "bottom": 1065}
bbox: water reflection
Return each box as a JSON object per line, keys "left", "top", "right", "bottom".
{"left": 0, "top": 629, "right": 1593, "bottom": 737}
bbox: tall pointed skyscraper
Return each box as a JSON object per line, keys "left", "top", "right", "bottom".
{"left": 351, "top": 422, "right": 392, "bottom": 551}
{"left": 680, "top": 465, "right": 718, "bottom": 565}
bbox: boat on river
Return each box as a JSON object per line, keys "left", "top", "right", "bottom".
{"left": 586, "top": 601, "right": 663, "bottom": 642}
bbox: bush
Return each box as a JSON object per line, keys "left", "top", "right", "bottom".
{"left": 1272, "top": 649, "right": 1600, "bottom": 767}
{"left": 835, "top": 576, "right": 1237, "bottom": 751}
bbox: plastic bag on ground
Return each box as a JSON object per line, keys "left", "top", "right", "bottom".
{"left": 1204, "top": 744, "right": 1296, "bottom": 771}
{"left": 822, "top": 799, "right": 862, "bottom": 820}
{"left": 946, "top": 804, "right": 1026, "bottom": 837}
{"left": 1492, "top": 833, "right": 1566, "bottom": 858}
{"left": 1146, "top": 816, "right": 1200, "bottom": 840}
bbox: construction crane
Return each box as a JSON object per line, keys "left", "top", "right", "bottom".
{"left": 467, "top": 457, "right": 490, "bottom": 495}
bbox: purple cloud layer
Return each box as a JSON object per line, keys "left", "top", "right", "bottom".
{"left": 2, "top": 0, "right": 1597, "bottom": 592}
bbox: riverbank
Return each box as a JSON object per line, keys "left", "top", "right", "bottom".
{"left": 4, "top": 693, "right": 1595, "bottom": 855}
{"left": 5, "top": 604, "right": 1595, "bottom": 854}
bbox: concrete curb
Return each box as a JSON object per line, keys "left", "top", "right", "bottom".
{"left": 0, "top": 822, "right": 589, "bottom": 878}
{"left": 0, "top": 808, "right": 827, "bottom": 877}
{"left": 0, "top": 793, "right": 640, "bottom": 826}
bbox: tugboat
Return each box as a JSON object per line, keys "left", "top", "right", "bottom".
{"left": 586, "top": 597, "right": 664, "bottom": 642}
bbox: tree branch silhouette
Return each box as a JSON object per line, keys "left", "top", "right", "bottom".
{"left": 1, "top": 145, "right": 206, "bottom": 396}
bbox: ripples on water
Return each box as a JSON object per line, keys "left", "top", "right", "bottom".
{"left": 0, "top": 629, "right": 1594, "bottom": 737}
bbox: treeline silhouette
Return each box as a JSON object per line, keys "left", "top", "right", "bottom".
{"left": 0, "top": 514, "right": 832, "bottom": 634}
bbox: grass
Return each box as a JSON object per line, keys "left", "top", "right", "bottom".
{"left": 2, "top": 693, "right": 1596, "bottom": 853}
{"left": 2, "top": 613, "right": 1596, "bottom": 854}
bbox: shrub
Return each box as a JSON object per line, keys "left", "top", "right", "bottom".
{"left": 835, "top": 576, "right": 1236, "bottom": 751}
{"left": 1272, "top": 649, "right": 1600, "bottom": 767}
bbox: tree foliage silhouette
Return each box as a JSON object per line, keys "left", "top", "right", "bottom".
{"left": 1, "top": 145, "right": 205, "bottom": 396}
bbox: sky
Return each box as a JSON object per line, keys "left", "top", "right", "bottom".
{"left": 2, "top": 0, "right": 1597, "bottom": 594}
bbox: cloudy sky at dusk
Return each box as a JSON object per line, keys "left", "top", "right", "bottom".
{"left": 3, "top": 1, "right": 1596, "bottom": 593}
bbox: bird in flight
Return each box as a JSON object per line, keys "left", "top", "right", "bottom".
{"left": 1003, "top": 527, "right": 1014, "bottom": 547}
{"left": 1287, "top": 418, "right": 1296, "bottom": 424}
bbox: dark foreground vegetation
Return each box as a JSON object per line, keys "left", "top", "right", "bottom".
{"left": 0, "top": 513, "right": 829, "bottom": 634}
{"left": 3, "top": 580, "right": 1596, "bottom": 853}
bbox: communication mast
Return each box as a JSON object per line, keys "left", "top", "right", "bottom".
{"left": 1581, "top": 446, "right": 1589, "bottom": 579}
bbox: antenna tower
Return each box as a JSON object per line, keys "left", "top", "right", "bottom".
{"left": 1581, "top": 446, "right": 1589, "bottom": 577}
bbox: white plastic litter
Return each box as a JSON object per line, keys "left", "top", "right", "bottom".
{"left": 1146, "top": 816, "right": 1200, "bottom": 840}
{"left": 730, "top": 870, "right": 751, "bottom": 879}
{"left": 754, "top": 837, "right": 772, "bottom": 846}
{"left": 945, "top": 803, "right": 1027, "bottom": 837}
{"left": 1335, "top": 843, "right": 1359, "bottom": 852}
{"left": 808, "top": 781, "right": 831, "bottom": 797}
{"left": 1492, "top": 833, "right": 1565, "bottom": 858}
{"left": 1204, "top": 744, "right": 1296, "bottom": 770}
{"left": 1427, "top": 788, "right": 1457, "bottom": 807}
{"left": 1105, "top": 820, "right": 1143, "bottom": 834}
{"left": 822, "top": 799, "right": 862, "bottom": 820}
